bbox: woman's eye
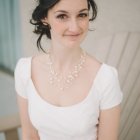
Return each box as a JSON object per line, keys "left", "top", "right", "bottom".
{"left": 79, "top": 13, "right": 89, "bottom": 18}
{"left": 56, "top": 14, "right": 67, "bottom": 20}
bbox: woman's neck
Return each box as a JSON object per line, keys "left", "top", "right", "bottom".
{"left": 48, "top": 44, "right": 83, "bottom": 74}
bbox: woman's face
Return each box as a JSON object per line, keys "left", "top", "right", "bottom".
{"left": 43, "top": 0, "right": 89, "bottom": 48}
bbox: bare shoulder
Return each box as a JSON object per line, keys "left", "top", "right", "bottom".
{"left": 31, "top": 52, "right": 48, "bottom": 68}
{"left": 32, "top": 52, "right": 47, "bottom": 63}
{"left": 83, "top": 52, "right": 103, "bottom": 82}
{"left": 31, "top": 53, "right": 49, "bottom": 79}
{"left": 86, "top": 52, "right": 103, "bottom": 70}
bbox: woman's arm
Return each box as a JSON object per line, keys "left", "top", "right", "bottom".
{"left": 97, "top": 104, "right": 121, "bottom": 140}
{"left": 17, "top": 95, "right": 40, "bottom": 140}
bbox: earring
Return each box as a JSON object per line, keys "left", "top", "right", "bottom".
{"left": 43, "top": 22, "right": 48, "bottom": 25}
{"left": 43, "top": 22, "right": 51, "bottom": 29}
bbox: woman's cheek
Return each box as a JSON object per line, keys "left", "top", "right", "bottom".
{"left": 51, "top": 20, "right": 66, "bottom": 31}
{"left": 83, "top": 20, "right": 89, "bottom": 31}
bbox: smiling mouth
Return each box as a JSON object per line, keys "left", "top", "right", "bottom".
{"left": 63, "top": 32, "right": 83, "bottom": 41}
{"left": 64, "top": 34, "right": 81, "bottom": 41}
{"left": 64, "top": 33, "right": 81, "bottom": 37}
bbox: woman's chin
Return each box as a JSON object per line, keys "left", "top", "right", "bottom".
{"left": 63, "top": 41, "right": 81, "bottom": 48}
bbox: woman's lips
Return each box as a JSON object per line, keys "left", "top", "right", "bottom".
{"left": 64, "top": 33, "right": 81, "bottom": 40}
{"left": 65, "top": 33, "right": 81, "bottom": 36}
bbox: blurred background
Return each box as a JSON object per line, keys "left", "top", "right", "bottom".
{"left": 0, "top": 0, "right": 140, "bottom": 140}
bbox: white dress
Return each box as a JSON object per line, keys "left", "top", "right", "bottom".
{"left": 14, "top": 57, "right": 123, "bottom": 140}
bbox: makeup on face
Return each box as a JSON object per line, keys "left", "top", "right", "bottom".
{"left": 45, "top": 0, "right": 89, "bottom": 46}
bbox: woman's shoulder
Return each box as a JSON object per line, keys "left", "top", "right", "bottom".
{"left": 88, "top": 55, "right": 123, "bottom": 108}
{"left": 88, "top": 53, "right": 117, "bottom": 72}
{"left": 15, "top": 53, "right": 45, "bottom": 68}
{"left": 16, "top": 56, "right": 32, "bottom": 65}
{"left": 14, "top": 56, "right": 33, "bottom": 78}
{"left": 87, "top": 53, "right": 118, "bottom": 84}
{"left": 86, "top": 53, "right": 103, "bottom": 73}
{"left": 15, "top": 56, "right": 32, "bottom": 70}
{"left": 100, "top": 63, "right": 118, "bottom": 81}
{"left": 95, "top": 63, "right": 119, "bottom": 91}
{"left": 31, "top": 53, "right": 48, "bottom": 66}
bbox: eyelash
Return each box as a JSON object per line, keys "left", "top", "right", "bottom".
{"left": 79, "top": 13, "right": 89, "bottom": 18}
{"left": 56, "top": 14, "right": 67, "bottom": 20}
{"left": 56, "top": 13, "right": 89, "bottom": 20}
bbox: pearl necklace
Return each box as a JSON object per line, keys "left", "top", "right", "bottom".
{"left": 46, "top": 48, "right": 87, "bottom": 91}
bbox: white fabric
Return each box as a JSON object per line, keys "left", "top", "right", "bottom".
{"left": 14, "top": 57, "right": 123, "bottom": 140}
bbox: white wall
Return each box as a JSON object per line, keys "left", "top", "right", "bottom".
{"left": 96, "top": 0, "right": 140, "bottom": 32}
{"left": 19, "top": 0, "right": 38, "bottom": 56}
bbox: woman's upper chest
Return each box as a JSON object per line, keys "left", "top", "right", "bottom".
{"left": 30, "top": 54, "right": 101, "bottom": 107}
{"left": 27, "top": 55, "right": 101, "bottom": 131}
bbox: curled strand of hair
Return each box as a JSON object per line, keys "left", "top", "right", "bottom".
{"left": 30, "top": 19, "right": 41, "bottom": 25}
{"left": 37, "top": 32, "right": 46, "bottom": 53}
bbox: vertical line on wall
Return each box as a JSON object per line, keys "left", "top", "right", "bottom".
{"left": 105, "top": 34, "right": 115, "bottom": 63}
{"left": 116, "top": 32, "right": 130, "bottom": 69}
{"left": 120, "top": 72, "right": 140, "bottom": 136}
{"left": 122, "top": 70, "right": 140, "bottom": 111}
{"left": 120, "top": 95, "right": 140, "bottom": 140}
{"left": 125, "top": 106, "right": 140, "bottom": 140}
{"left": 121, "top": 40, "right": 140, "bottom": 88}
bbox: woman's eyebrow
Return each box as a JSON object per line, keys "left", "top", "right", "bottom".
{"left": 54, "top": 10, "right": 68, "bottom": 14}
{"left": 79, "top": 8, "right": 89, "bottom": 12}
{"left": 54, "top": 8, "right": 89, "bottom": 13}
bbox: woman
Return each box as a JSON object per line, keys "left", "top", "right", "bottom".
{"left": 14, "top": 0, "right": 123, "bottom": 140}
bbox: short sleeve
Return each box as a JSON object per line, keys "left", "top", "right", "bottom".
{"left": 99, "top": 66, "right": 123, "bottom": 110}
{"left": 14, "top": 58, "right": 30, "bottom": 99}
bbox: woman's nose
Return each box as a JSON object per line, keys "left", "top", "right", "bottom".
{"left": 68, "top": 18, "right": 80, "bottom": 33}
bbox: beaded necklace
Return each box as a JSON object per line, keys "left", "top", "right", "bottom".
{"left": 46, "top": 48, "right": 87, "bottom": 91}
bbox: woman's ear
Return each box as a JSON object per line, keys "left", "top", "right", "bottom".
{"left": 41, "top": 17, "right": 51, "bottom": 29}
{"left": 41, "top": 17, "right": 49, "bottom": 25}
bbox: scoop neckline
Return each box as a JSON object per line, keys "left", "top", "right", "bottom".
{"left": 29, "top": 56, "right": 105, "bottom": 110}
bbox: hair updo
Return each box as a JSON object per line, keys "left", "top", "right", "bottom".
{"left": 30, "top": 0, "right": 98, "bottom": 52}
